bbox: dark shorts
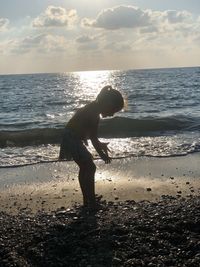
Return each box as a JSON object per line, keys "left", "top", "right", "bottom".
{"left": 59, "top": 128, "right": 92, "bottom": 162}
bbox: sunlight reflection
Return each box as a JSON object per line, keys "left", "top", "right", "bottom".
{"left": 73, "top": 70, "right": 113, "bottom": 101}
{"left": 61, "top": 69, "right": 123, "bottom": 118}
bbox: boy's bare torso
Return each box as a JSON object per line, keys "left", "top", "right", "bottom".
{"left": 66, "top": 101, "right": 100, "bottom": 141}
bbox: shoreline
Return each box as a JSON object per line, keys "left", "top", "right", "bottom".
{"left": 0, "top": 153, "right": 200, "bottom": 214}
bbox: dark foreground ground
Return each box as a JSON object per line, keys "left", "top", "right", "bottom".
{"left": 0, "top": 196, "right": 199, "bottom": 267}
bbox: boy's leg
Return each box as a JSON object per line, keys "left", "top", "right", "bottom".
{"left": 76, "top": 159, "right": 96, "bottom": 207}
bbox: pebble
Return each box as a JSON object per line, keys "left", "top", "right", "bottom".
{"left": 0, "top": 196, "right": 199, "bottom": 267}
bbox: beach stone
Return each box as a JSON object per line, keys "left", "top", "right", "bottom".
{"left": 147, "top": 263, "right": 157, "bottom": 267}
{"left": 125, "top": 258, "right": 145, "bottom": 266}
{"left": 112, "top": 257, "right": 122, "bottom": 265}
{"left": 0, "top": 196, "right": 200, "bottom": 267}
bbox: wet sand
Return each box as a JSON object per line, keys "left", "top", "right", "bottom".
{"left": 0, "top": 154, "right": 200, "bottom": 214}
{"left": 0, "top": 154, "right": 200, "bottom": 266}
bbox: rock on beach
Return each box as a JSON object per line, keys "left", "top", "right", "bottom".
{"left": 0, "top": 196, "right": 200, "bottom": 267}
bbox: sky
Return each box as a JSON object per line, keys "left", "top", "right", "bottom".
{"left": 0, "top": 0, "right": 200, "bottom": 74}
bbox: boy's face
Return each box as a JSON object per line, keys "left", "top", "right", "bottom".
{"left": 101, "top": 106, "right": 119, "bottom": 117}
{"left": 101, "top": 111, "right": 114, "bottom": 118}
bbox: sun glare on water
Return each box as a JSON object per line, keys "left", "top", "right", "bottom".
{"left": 73, "top": 70, "right": 113, "bottom": 98}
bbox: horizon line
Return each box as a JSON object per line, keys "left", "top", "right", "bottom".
{"left": 0, "top": 65, "right": 199, "bottom": 76}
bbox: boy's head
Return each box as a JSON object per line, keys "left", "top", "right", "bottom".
{"left": 96, "top": 85, "right": 124, "bottom": 117}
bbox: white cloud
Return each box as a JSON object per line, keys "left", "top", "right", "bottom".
{"left": 32, "top": 6, "right": 78, "bottom": 28}
{"left": 25, "top": 5, "right": 200, "bottom": 57}
{"left": 0, "top": 18, "right": 9, "bottom": 31}
{"left": 149, "top": 9, "right": 193, "bottom": 25}
{"left": 76, "top": 35, "right": 94, "bottom": 43}
{"left": 76, "top": 35, "right": 99, "bottom": 50}
{"left": 1, "top": 4, "right": 200, "bottom": 73}
{"left": 5, "top": 34, "right": 68, "bottom": 55}
{"left": 104, "top": 41, "right": 132, "bottom": 52}
{"left": 164, "top": 10, "right": 193, "bottom": 24}
{"left": 193, "top": 32, "right": 200, "bottom": 44}
{"left": 146, "top": 10, "right": 194, "bottom": 36}
{"left": 82, "top": 5, "right": 196, "bottom": 37}
{"left": 0, "top": 41, "right": 6, "bottom": 54}
{"left": 140, "top": 25, "right": 159, "bottom": 33}
{"left": 82, "top": 5, "right": 150, "bottom": 30}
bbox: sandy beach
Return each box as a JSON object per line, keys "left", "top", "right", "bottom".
{"left": 0, "top": 153, "right": 200, "bottom": 214}
{"left": 0, "top": 154, "right": 200, "bottom": 266}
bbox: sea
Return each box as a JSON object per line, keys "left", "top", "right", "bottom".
{"left": 1, "top": 67, "right": 200, "bottom": 167}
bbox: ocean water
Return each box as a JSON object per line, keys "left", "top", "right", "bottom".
{"left": 0, "top": 67, "right": 200, "bottom": 167}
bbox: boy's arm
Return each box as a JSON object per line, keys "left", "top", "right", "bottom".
{"left": 90, "top": 118, "right": 111, "bottom": 163}
{"left": 91, "top": 137, "right": 111, "bottom": 163}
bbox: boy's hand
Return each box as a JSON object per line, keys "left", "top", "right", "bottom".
{"left": 100, "top": 142, "right": 111, "bottom": 156}
{"left": 101, "top": 153, "right": 111, "bottom": 164}
{"left": 100, "top": 142, "right": 111, "bottom": 163}
{"left": 91, "top": 138, "right": 112, "bottom": 163}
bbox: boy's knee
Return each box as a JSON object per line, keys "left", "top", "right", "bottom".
{"left": 90, "top": 161, "right": 96, "bottom": 173}
{"left": 86, "top": 160, "right": 96, "bottom": 173}
{"left": 80, "top": 160, "right": 96, "bottom": 173}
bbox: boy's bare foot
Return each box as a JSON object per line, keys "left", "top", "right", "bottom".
{"left": 95, "top": 194, "right": 103, "bottom": 202}
{"left": 82, "top": 195, "right": 105, "bottom": 213}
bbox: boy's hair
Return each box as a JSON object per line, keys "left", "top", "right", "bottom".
{"left": 96, "top": 85, "right": 124, "bottom": 111}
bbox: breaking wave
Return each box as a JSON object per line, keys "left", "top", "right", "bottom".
{"left": 0, "top": 115, "right": 199, "bottom": 148}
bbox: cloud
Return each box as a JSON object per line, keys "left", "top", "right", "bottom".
{"left": 1, "top": 3, "right": 199, "bottom": 73}
{"left": 76, "top": 35, "right": 99, "bottom": 50}
{"left": 164, "top": 10, "right": 192, "bottom": 24}
{"left": 82, "top": 5, "right": 196, "bottom": 37}
{"left": 193, "top": 33, "right": 200, "bottom": 44}
{"left": 7, "top": 34, "right": 68, "bottom": 55}
{"left": 76, "top": 35, "right": 94, "bottom": 43}
{"left": 0, "top": 18, "right": 9, "bottom": 31}
{"left": 82, "top": 5, "right": 150, "bottom": 30}
{"left": 148, "top": 10, "right": 194, "bottom": 35}
{"left": 104, "top": 41, "right": 132, "bottom": 52}
{"left": 32, "top": 6, "right": 78, "bottom": 28}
